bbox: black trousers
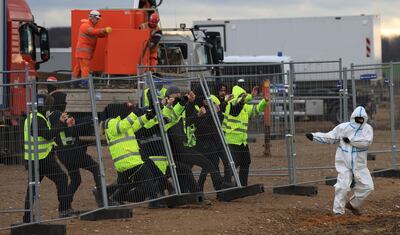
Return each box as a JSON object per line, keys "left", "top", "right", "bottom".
{"left": 143, "top": 159, "right": 200, "bottom": 196}
{"left": 23, "top": 152, "right": 70, "bottom": 222}
{"left": 174, "top": 161, "right": 201, "bottom": 193}
{"left": 56, "top": 146, "right": 101, "bottom": 204}
{"left": 172, "top": 144, "right": 223, "bottom": 191}
{"left": 196, "top": 136, "right": 232, "bottom": 190}
{"left": 228, "top": 144, "right": 251, "bottom": 186}
{"left": 110, "top": 161, "right": 159, "bottom": 202}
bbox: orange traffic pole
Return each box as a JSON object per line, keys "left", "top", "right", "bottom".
{"left": 262, "top": 79, "right": 271, "bottom": 158}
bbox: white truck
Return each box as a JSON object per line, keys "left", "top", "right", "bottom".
{"left": 194, "top": 15, "right": 382, "bottom": 123}
{"left": 193, "top": 15, "right": 382, "bottom": 69}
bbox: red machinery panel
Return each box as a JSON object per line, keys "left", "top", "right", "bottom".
{"left": 7, "top": 0, "right": 34, "bottom": 115}
{"left": 71, "top": 9, "right": 149, "bottom": 75}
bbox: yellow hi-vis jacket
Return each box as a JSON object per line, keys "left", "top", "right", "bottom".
{"left": 149, "top": 156, "right": 168, "bottom": 175}
{"left": 162, "top": 102, "right": 185, "bottom": 131}
{"left": 222, "top": 85, "right": 268, "bottom": 146}
{"left": 105, "top": 112, "right": 149, "bottom": 173}
{"left": 24, "top": 113, "right": 55, "bottom": 160}
{"left": 143, "top": 87, "right": 167, "bottom": 107}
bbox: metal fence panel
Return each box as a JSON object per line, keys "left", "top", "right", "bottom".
{"left": 0, "top": 69, "right": 32, "bottom": 229}
{"left": 2, "top": 60, "right": 399, "bottom": 232}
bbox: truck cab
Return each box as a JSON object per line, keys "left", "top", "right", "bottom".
{"left": 158, "top": 28, "right": 224, "bottom": 74}
{"left": 0, "top": 0, "right": 49, "bottom": 164}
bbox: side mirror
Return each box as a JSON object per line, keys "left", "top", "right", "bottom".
{"left": 19, "top": 23, "right": 35, "bottom": 57}
{"left": 19, "top": 23, "right": 50, "bottom": 68}
{"left": 38, "top": 27, "right": 50, "bottom": 62}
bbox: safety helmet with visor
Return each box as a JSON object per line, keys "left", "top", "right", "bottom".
{"left": 149, "top": 12, "right": 160, "bottom": 28}
{"left": 89, "top": 10, "right": 101, "bottom": 20}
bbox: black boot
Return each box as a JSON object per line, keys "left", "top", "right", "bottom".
{"left": 92, "top": 187, "right": 104, "bottom": 207}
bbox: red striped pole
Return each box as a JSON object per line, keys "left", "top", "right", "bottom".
{"left": 366, "top": 38, "right": 371, "bottom": 57}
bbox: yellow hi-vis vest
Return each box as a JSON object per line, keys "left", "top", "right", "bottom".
{"left": 105, "top": 112, "right": 149, "bottom": 173}
{"left": 162, "top": 102, "right": 185, "bottom": 131}
{"left": 24, "top": 113, "right": 54, "bottom": 160}
{"left": 181, "top": 105, "right": 200, "bottom": 148}
{"left": 149, "top": 156, "right": 168, "bottom": 175}
{"left": 222, "top": 98, "right": 268, "bottom": 146}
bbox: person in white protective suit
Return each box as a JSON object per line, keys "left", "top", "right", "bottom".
{"left": 305, "top": 106, "right": 374, "bottom": 216}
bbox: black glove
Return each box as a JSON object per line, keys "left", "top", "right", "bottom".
{"left": 178, "top": 96, "right": 189, "bottom": 106}
{"left": 145, "top": 109, "right": 156, "bottom": 120}
{"left": 343, "top": 137, "right": 350, "bottom": 144}
{"left": 305, "top": 133, "right": 313, "bottom": 141}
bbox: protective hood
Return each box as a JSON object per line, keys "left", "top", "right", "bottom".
{"left": 51, "top": 92, "right": 67, "bottom": 112}
{"left": 104, "top": 103, "right": 131, "bottom": 119}
{"left": 231, "top": 85, "right": 252, "bottom": 104}
{"left": 350, "top": 106, "right": 368, "bottom": 127}
{"left": 232, "top": 85, "right": 246, "bottom": 98}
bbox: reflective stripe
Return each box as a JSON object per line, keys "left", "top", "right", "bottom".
{"left": 252, "top": 105, "right": 257, "bottom": 115}
{"left": 80, "top": 33, "right": 96, "bottom": 39}
{"left": 225, "top": 118, "right": 241, "bottom": 123}
{"left": 153, "top": 32, "right": 162, "bottom": 37}
{"left": 116, "top": 121, "right": 121, "bottom": 134}
{"left": 113, "top": 152, "right": 140, "bottom": 163}
{"left": 105, "top": 119, "right": 111, "bottom": 129}
{"left": 77, "top": 47, "right": 93, "bottom": 52}
{"left": 126, "top": 115, "right": 134, "bottom": 125}
{"left": 23, "top": 147, "right": 49, "bottom": 153}
{"left": 150, "top": 157, "right": 167, "bottom": 161}
{"left": 109, "top": 134, "right": 136, "bottom": 146}
{"left": 140, "top": 135, "right": 162, "bottom": 144}
{"left": 24, "top": 140, "right": 52, "bottom": 145}
{"left": 138, "top": 116, "right": 144, "bottom": 126}
{"left": 235, "top": 128, "right": 247, "bottom": 133}
{"left": 225, "top": 118, "right": 248, "bottom": 127}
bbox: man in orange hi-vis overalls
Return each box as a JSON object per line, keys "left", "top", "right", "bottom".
{"left": 140, "top": 12, "right": 162, "bottom": 72}
{"left": 72, "top": 10, "right": 112, "bottom": 87}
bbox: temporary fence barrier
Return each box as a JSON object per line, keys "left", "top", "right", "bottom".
{"left": 2, "top": 60, "right": 399, "bottom": 232}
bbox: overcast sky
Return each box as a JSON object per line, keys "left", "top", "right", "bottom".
{"left": 26, "top": 0, "right": 400, "bottom": 36}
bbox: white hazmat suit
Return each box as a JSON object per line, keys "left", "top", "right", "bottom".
{"left": 310, "top": 106, "right": 374, "bottom": 215}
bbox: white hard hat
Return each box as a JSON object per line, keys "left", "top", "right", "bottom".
{"left": 46, "top": 76, "right": 58, "bottom": 82}
{"left": 89, "top": 10, "right": 101, "bottom": 19}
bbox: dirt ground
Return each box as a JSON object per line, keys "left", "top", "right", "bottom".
{"left": 1, "top": 128, "right": 400, "bottom": 234}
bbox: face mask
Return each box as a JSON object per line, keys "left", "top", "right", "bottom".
{"left": 355, "top": 117, "right": 364, "bottom": 124}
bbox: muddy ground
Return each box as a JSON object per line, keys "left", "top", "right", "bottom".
{"left": 1, "top": 127, "right": 400, "bottom": 234}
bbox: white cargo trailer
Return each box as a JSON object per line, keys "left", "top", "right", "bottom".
{"left": 195, "top": 15, "right": 381, "bottom": 123}
{"left": 194, "top": 15, "right": 382, "bottom": 69}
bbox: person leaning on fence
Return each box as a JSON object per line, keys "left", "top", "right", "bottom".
{"left": 191, "top": 86, "right": 233, "bottom": 191}
{"left": 305, "top": 106, "right": 374, "bottom": 216}
{"left": 47, "top": 91, "right": 104, "bottom": 207}
{"left": 222, "top": 85, "right": 268, "bottom": 186}
{"left": 163, "top": 86, "right": 225, "bottom": 192}
{"left": 135, "top": 91, "right": 201, "bottom": 195}
{"left": 23, "top": 94, "right": 74, "bottom": 222}
{"left": 102, "top": 103, "right": 167, "bottom": 208}
{"left": 72, "top": 10, "right": 112, "bottom": 88}
{"left": 215, "top": 83, "right": 229, "bottom": 119}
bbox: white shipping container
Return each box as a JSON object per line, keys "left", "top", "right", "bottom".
{"left": 194, "top": 15, "right": 382, "bottom": 71}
